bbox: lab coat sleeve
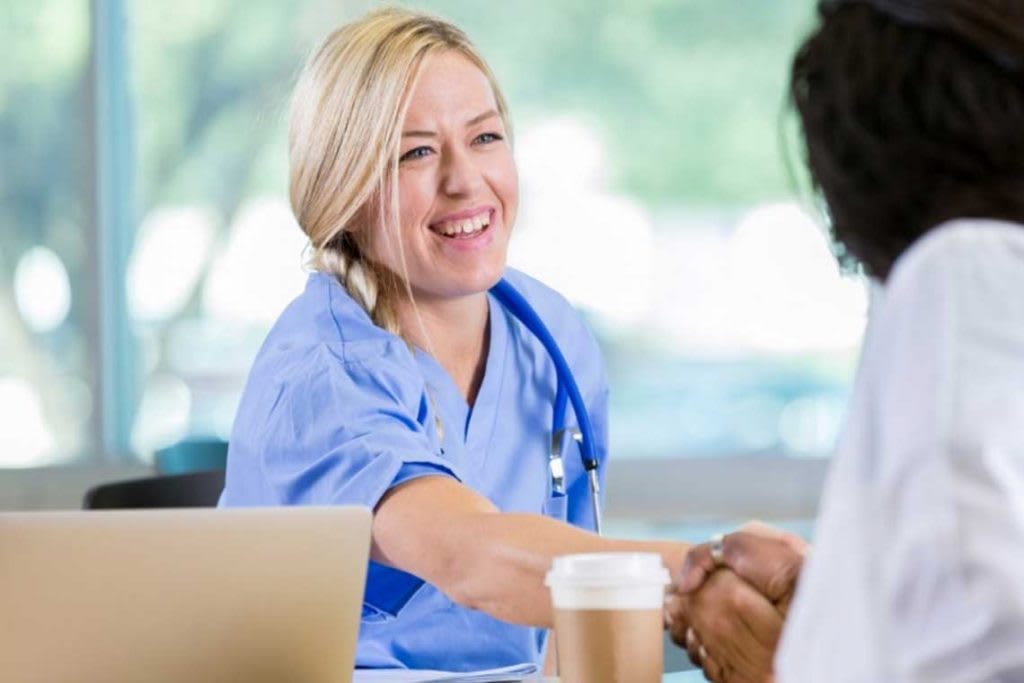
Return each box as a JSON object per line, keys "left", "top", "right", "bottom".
{"left": 870, "top": 228, "right": 1024, "bottom": 683}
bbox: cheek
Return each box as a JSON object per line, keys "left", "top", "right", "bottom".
{"left": 397, "top": 172, "right": 434, "bottom": 230}
{"left": 494, "top": 156, "right": 519, "bottom": 223}
{"left": 366, "top": 181, "right": 420, "bottom": 267}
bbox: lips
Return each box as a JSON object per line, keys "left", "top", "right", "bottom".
{"left": 429, "top": 208, "right": 493, "bottom": 239}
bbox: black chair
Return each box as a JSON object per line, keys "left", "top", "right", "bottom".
{"left": 83, "top": 470, "right": 226, "bottom": 510}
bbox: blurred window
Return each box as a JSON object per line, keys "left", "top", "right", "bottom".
{"left": 0, "top": 1, "right": 92, "bottom": 467}
{"left": 2, "top": 1, "right": 864, "bottom": 482}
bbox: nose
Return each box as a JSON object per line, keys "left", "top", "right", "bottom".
{"left": 440, "top": 145, "right": 484, "bottom": 197}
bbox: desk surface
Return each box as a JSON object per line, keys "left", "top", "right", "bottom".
{"left": 546, "top": 673, "right": 704, "bottom": 682}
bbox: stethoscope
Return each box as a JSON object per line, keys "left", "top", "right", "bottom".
{"left": 489, "top": 278, "right": 603, "bottom": 536}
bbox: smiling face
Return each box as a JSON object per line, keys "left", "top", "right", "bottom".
{"left": 368, "top": 50, "right": 518, "bottom": 305}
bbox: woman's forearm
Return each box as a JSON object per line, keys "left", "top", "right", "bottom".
{"left": 373, "top": 476, "right": 689, "bottom": 627}
{"left": 447, "top": 511, "right": 689, "bottom": 626}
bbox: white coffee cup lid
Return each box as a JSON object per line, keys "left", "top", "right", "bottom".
{"left": 545, "top": 552, "right": 670, "bottom": 588}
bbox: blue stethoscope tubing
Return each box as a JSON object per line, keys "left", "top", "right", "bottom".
{"left": 489, "top": 278, "right": 603, "bottom": 535}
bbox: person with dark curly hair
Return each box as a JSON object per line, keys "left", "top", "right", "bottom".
{"left": 667, "top": 2, "right": 1024, "bottom": 681}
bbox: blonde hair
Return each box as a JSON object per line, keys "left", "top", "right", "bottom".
{"left": 288, "top": 7, "right": 512, "bottom": 336}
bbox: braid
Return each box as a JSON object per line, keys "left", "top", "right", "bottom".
{"left": 325, "top": 236, "right": 447, "bottom": 441}
{"left": 316, "top": 233, "right": 401, "bottom": 335}
{"left": 316, "top": 235, "right": 444, "bottom": 441}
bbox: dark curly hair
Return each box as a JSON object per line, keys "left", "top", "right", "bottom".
{"left": 791, "top": 0, "right": 1024, "bottom": 280}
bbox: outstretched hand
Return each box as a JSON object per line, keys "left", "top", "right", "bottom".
{"left": 679, "top": 524, "right": 807, "bottom": 613}
{"left": 665, "top": 524, "right": 808, "bottom": 683}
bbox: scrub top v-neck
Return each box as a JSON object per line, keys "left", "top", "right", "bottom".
{"left": 220, "top": 268, "right": 609, "bottom": 673}
{"left": 412, "top": 290, "right": 508, "bottom": 481}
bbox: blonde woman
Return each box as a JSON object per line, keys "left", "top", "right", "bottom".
{"left": 218, "top": 7, "right": 725, "bottom": 674}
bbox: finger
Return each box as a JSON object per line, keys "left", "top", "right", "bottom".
{"left": 702, "top": 650, "right": 725, "bottom": 683}
{"left": 740, "top": 520, "right": 811, "bottom": 559}
{"left": 731, "top": 576, "right": 785, "bottom": 656}
{"left": 689, "top": 570, "right": 781, "bottom": 680}
{"left": 739, "top": 519, "right": 780, "bottom": 538}
{"left": 699, "top": 643, "right": 730, "bottom": 683}
{"left": 676, "top": 591, "right": 726, "bottom": 674}
{"left": 780, "top": 532, "right": 810, "bottom": 557}
{"left": 676, "top": 587, "right": 702, "bottom": 647}
{"left": 670, "top": 618, "right": 692, "bottom": 652}
{"left": 666, "top": 593, "right": 691, "bottom": 646}
{"left": 726, "top": 606, "right": 780, "bottom": 681}
{"left": 720, "top": 533, "right": 804, "bottom": 609}
{"left": 685, "top": 626, "right": 702, "bottom": 668}
{"left": 675, "top": 542, "right": 718, "bottom": 593}
{"left": 711, "top": 569, "right": 786, "bottom": 653}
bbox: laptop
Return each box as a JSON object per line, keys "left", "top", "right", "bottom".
{"left": 0, "top": 506, "right": 371, "bottom": 683}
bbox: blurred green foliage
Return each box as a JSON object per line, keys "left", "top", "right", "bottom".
{"left": 430, "top": 0, "right": 816, "bottom": 204}
{"left": 0, "top": 0, "right": 818, "bottom": 460}
{"left": 0, "top": 0, "right": 817, "bottom": 373}
{"left": 2, "top": 0, "right": 816, "bottom": 258}
{"left": 125, "top": 0, "right": 816, "bottom": 213}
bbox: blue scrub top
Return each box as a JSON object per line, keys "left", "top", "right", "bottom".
{"left": 220, "top": 269, "right": 609, "bottom": 672}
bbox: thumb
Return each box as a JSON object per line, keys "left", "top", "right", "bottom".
{"left": 720, "top": 531, "right": 804, "bottom": 609}
{"left": 674, "top": 542, "right": 718, "bottom": 593}
{"left": 741, "top": 520, "right": 811, "bottom": 557}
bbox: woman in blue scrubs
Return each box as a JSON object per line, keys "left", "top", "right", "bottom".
{"left": 220, "top": 7, "right": 693, "bottom": 673}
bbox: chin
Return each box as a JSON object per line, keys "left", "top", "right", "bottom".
{"left": 433, "top": 264, "right": 505, "bottom": 300}
{"left": 459, "top": 269, "right": 504, "bottom": 297}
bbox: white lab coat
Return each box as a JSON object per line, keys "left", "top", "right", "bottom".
{"left": 776, "top": 220, "right": 1024, "bottom": 683}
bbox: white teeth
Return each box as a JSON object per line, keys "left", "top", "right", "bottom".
{"left": 435, "top": 212, "right": 491, "bottom": 237}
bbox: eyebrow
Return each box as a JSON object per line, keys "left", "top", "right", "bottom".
{"left": 401, "top": 109, "right": 500, "bottom": 138}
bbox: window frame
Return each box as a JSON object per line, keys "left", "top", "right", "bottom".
{"left": 86, "top": 0, "right": 137, "bottom": 462}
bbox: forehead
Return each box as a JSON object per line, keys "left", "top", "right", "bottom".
{"left": 402, "top": 50, "right": 498, "bottom": 124}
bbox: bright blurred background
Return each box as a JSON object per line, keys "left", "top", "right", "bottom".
{"left": 0, "top": 0, "right": 861, "bottom": 533}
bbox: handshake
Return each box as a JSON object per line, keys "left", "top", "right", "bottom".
{"left": 664, "top": 523, "right": 809, "bottom": 683}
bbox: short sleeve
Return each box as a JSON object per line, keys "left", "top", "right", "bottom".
{"left": 248, "top": 345, "right": 459, "bottom": 508}
{"left": 223, "top": 341, "right": 461, "bottom": 619}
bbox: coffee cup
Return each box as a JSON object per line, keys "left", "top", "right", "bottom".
{"left": 545, "top": 552, "right": 669, "bottom": 683}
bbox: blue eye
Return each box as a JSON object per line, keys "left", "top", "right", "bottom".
{"left": 400, "top": 146, "right": 433, "bottom": 162}
{"left": 474, "top": 132, "right": 503, "bottom": 145}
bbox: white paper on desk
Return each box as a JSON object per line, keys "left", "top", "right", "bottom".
{"left": 352, "top": 663, "right": 539, "bottom": 682}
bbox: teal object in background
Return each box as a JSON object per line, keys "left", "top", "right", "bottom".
{"left": 154, "top": 438, "right": 228, "bottom": 475}
{"left": 666, "top": 673, "right": 707, "bottom": 682}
